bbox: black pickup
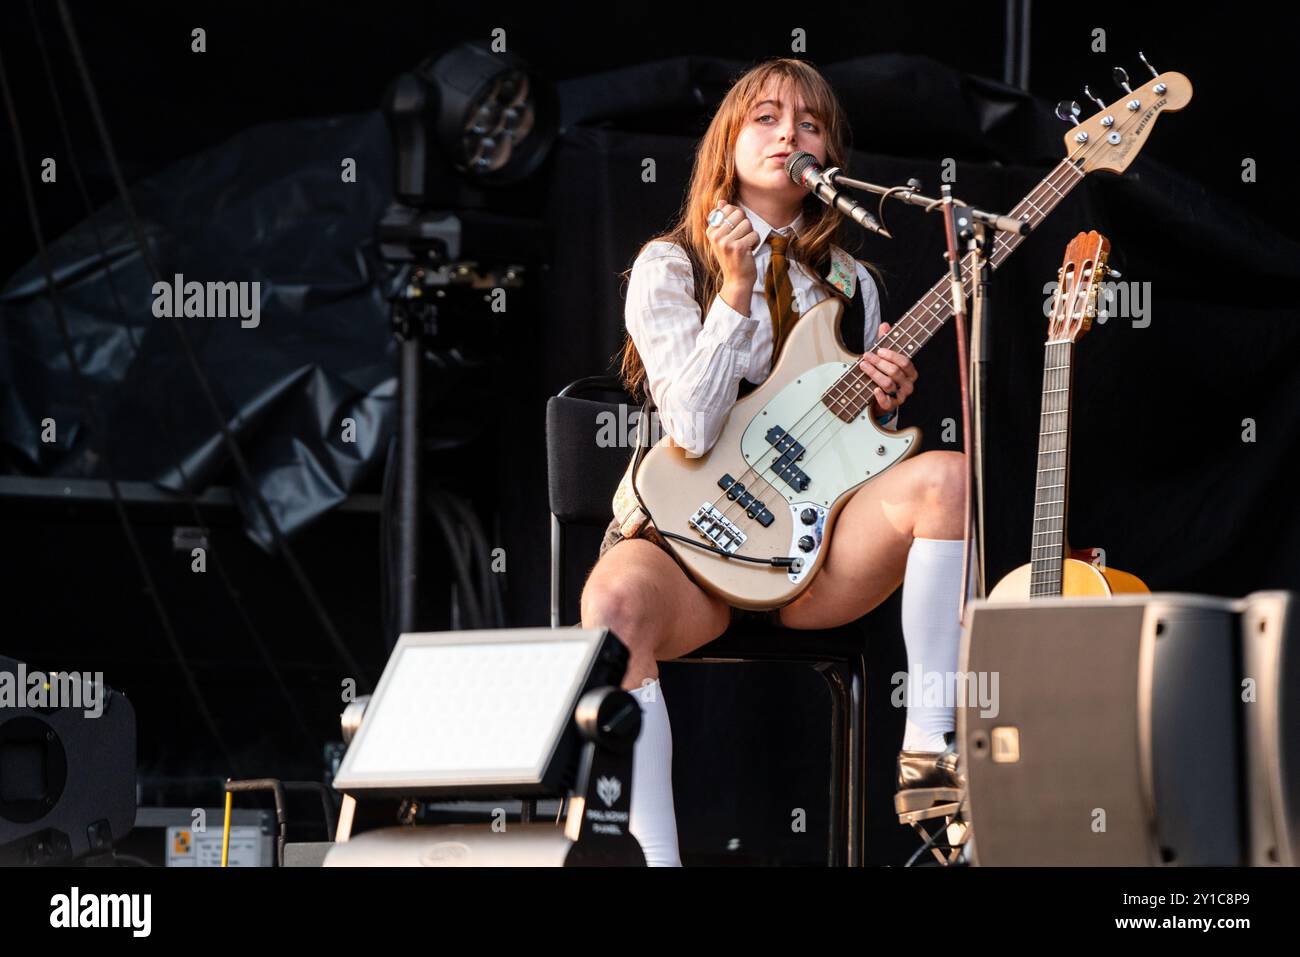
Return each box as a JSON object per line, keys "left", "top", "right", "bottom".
{"left": 716, "top": 473, "right": 774, "bottom": 527}
{"left": 763, "top": 426, "right": 811, "bottom": 492}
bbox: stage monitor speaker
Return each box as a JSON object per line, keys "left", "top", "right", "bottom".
{"left": 1239, "top": 591, "right": 1300, "bottom": 866}
{"left": 0, "top": 656, "right": 137, "bottom": 865}
{"left": 961, "top": 595, "right": 1242, "bottom": 866}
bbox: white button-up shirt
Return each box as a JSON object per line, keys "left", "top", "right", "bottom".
{"left": 625, "top": 202, "right": 885, "bottom": 457}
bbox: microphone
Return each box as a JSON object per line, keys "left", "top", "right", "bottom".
{"left": 785, "top": 151, "right": 891, "bottom": 239}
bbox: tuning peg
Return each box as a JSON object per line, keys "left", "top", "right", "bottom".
{"left": 1138, "top": 52, "right": 1168, "bottom": 95}
{"left": 1055, "top": 100, "right": 1082, "bottom": 126}
{"left": 1083, "top": 85, "right": 1115, "bottom": 127}
{"left": 1112, "top": 66, "right": 1133, "bottom": 94}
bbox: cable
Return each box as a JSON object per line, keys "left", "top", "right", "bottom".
{"left": 443, "top": 491, "right": 505, "bottom": 626}
{"left": 488, "top": 510, "right": 506, "bottom": 624}
{"left": 379, "top": 434, "right": 399, "bottom": 645}
{"left": 424, "top": 489, "right": 484, "bottom": 628}
{"left": 23, "top": 0, "right": 317, "bottom": 753}
{"left": 54, "top": 0, "right": 371, "bottom": 691}
{"left": 653, "top": 528, "right": 799, "bottom": 566}
{"left": 0, "top": 37, "right": 242, "bottom": 776}
{"left": 109, "top": 852, "right": 154, "bottom": 868}
{"left": 904, "top": 823, "right": 946, "bottom": 867}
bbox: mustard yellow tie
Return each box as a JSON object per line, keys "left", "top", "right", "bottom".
{"left": 764, "top": 232, "right": 799, "bottom": 366}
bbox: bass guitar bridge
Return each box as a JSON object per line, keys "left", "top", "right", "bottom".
{"left": 688, "top": 503, "right": 747, "bottom": 555}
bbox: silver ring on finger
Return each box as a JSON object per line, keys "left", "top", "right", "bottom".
{"left": 707, "top": 209, "right": 725, "bottom": 227}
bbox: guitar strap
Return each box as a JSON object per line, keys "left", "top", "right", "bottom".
{"left": 610, "top": 248, "right": 865, "bottom": 540}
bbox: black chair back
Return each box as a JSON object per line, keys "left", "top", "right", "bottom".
{"left": 546, "top": 375, "right": 654, "bottom": 624}
{"left": 545, "top": 393, "right": 635, "bottom": 526}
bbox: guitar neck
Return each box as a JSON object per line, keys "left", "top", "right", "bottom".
{"left": 1029, "top": 339, "right": 1075, "bottom": 598}
{"left": 884, "top": 157, "right": 1086, "bottom": 358}
{"left": 822, "top": 157, "right": 1087, "bottom": 421}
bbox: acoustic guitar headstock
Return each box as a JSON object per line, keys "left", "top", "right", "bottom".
{"left": 1048, "top": 230, "right": 1111, "bottom": 343}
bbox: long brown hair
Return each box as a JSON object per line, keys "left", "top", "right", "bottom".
{"left": 616, "top": 57, "right": 876, "bottom": 400}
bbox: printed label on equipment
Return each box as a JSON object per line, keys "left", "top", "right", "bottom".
{"left": 165, "top": 826, "right": 268, "bottom": 867}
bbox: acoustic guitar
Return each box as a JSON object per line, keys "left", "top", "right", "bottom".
{"left": 633, "top": 66, "right": 1190, "bottom": 609}
{"left": 988, "top": 230, "right": 1148, "bottom": 599}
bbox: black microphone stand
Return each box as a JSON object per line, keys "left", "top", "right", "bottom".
{"left": 825, "top": 171, "right": 1030, "bottom": 614}
{"left": 966, "top": 216, "right": 997, "bottom": 611}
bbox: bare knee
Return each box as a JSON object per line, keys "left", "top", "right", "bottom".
{"left": 580, "top": 570, "right": 661, "bottom": 655}
{"left": 912, "top": 450, "right": 965, "bottom": 537}
{"left": 919, "top": 450, "right": 965, "bottom": 499}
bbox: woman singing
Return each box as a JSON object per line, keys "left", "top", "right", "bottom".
{"left": 582, "top": 57, "right": 970, "bottom": 866}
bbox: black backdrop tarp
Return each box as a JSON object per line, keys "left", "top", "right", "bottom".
{"left": 0, "top": 111, "right": 399, "bottom": 548}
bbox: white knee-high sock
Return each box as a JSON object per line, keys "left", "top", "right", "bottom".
{"left": 627, "top": 678, "right": 682, "bottom": 867}
{"left": 900, "top": 537, "right": 975, "bottom": 752}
